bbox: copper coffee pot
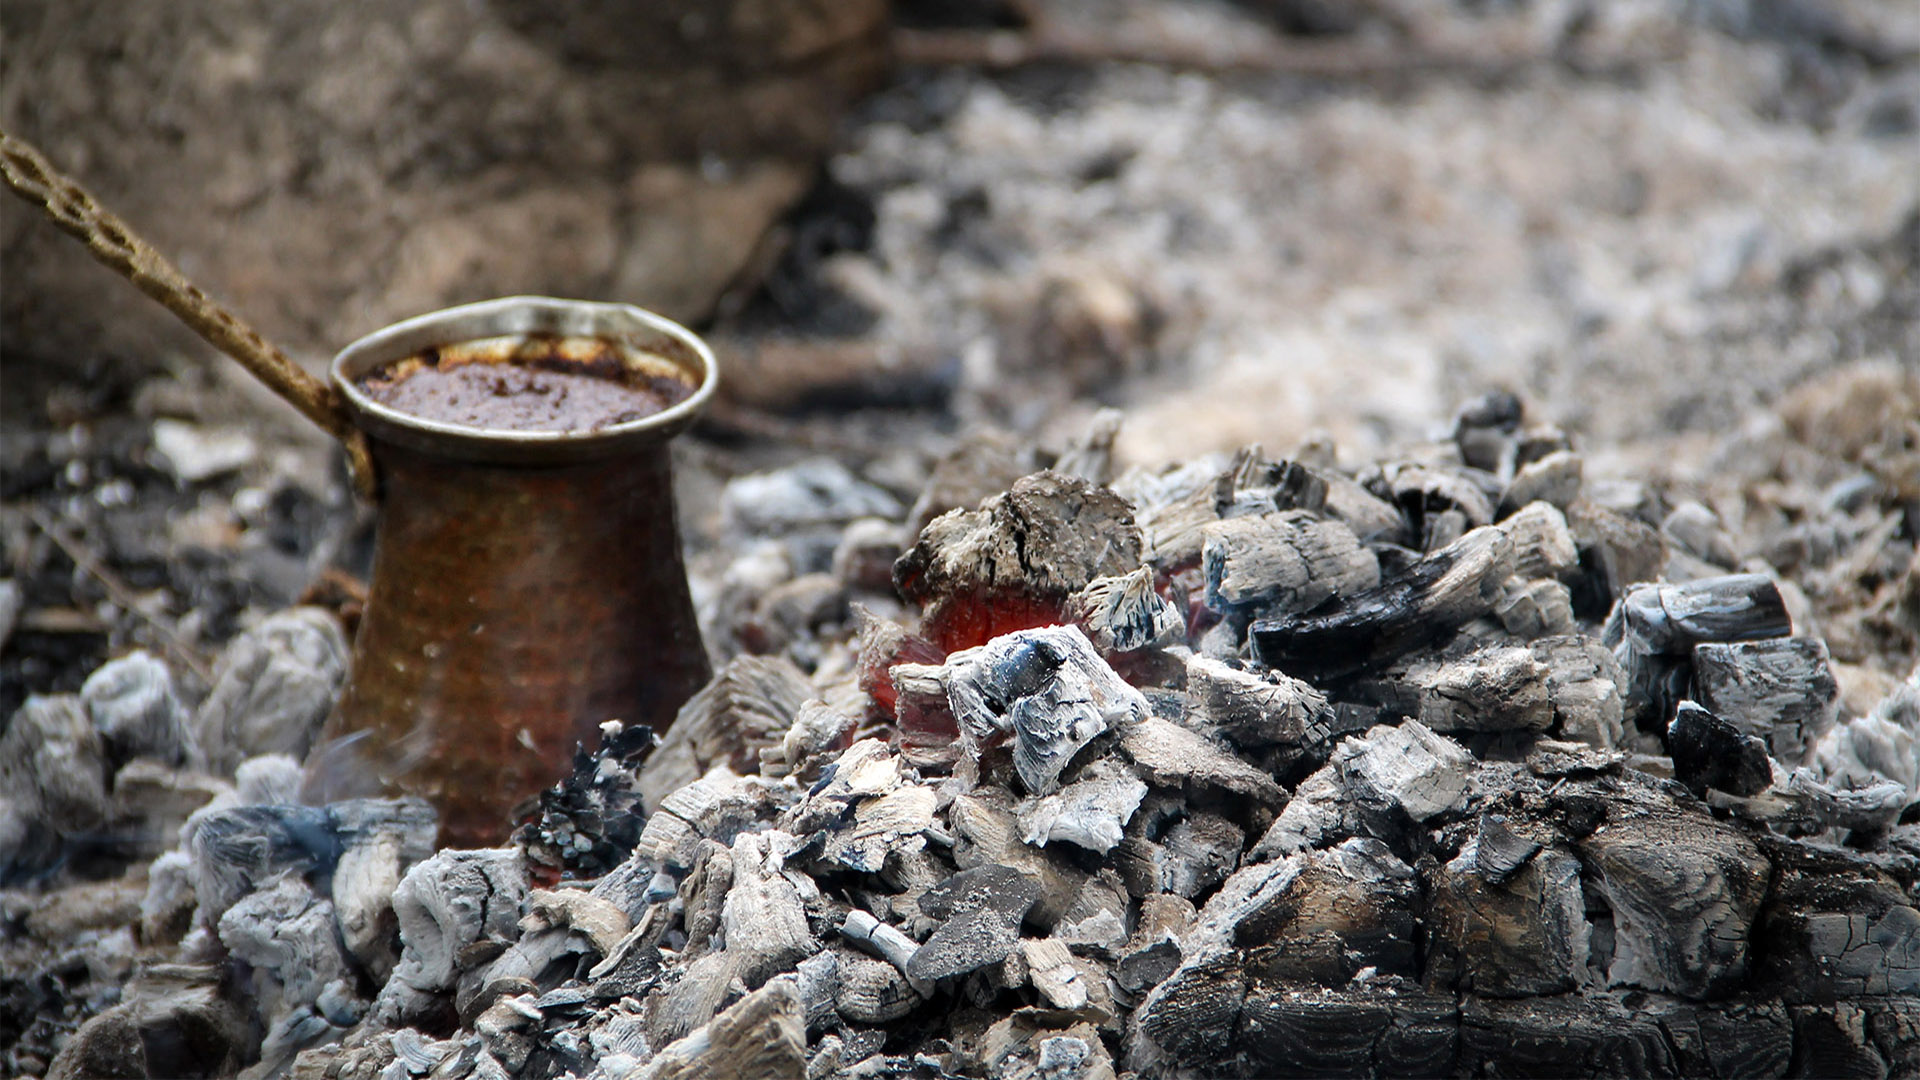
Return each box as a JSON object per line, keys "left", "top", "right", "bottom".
{"left": 2, "top": 131, "right": 716, "bottom": 847}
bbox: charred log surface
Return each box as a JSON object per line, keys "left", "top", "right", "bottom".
{"left": 1668, "top": 701, "right": 1773, "bottom": 798}
{"left": 893, "top": 471, "right": 1143, "bottom": 652}
{"left": 1251, "top": 525, "right": 1515, "bottom": 679}
{"left": 1693, "top": 637, "right": 1840, "bottom": 764}
{"left": 1605, "top": 574, "right": 1793, "bottom": 732}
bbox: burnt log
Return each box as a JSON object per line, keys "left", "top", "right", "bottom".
{"left": 1200, "top": 511, "right": 1378, "bottom": 617}
{"left": 1755, "top": 839, "right": 1920, "bottom": 1001}
{"left": 1426, "top": 836, "right": 1591, "bottom": 997}
{"left": 637, "top": 655, "right": 811, "bottom": 813}
{"left": 1233, "top": 986, "right": 1459, "bottom": 1079}
{"left": 1362, "top": 644, "right": 1554, "bottom": 733}
{"left": 1251, "top": 524, "right": 1514, "bottom": 679}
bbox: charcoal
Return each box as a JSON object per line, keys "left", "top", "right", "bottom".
{"left": 721, "top": 458, "right": 902, "bottom": 536}
{"left": 787, "top": 739, "right": 939, "bottom": 874}
{"left": 1667, "top": 701, "right": 1773, "bottom": 798}
{"left": 1118, "top": 456, "right": 1230, "bottom": 569}
{"left": 1493, "top": 577, "right": 1576, "bottom": 638}
{"left": 1606, "top": 573, "right": 1793, "bottom": 729}
{"left": 1453, "top": 390, "right": 1524, "bottom": 472}
{"left": 1066, "top": 567, "right": 1182, "bottom": 654}
{"left": 80, "top": 650, "right": 191, "bottom": 766}
{"left": 1054, "top": 407, "right": 1125, "bottom": 487}
{"left": 1427, "top": 839, "right": 1589, "bottom": 996}
{"left": 1808, "top": 670, "right": 1919, "bottom": 807}
{"left": 945, "top": 625, "right": 1147, "bottom": 795}
{"left": 1115, "top": 894, "right": 1194, "bottom": 994}
{"left": 831, "top": 517, "right": 907, "bottom": 595}
{"left": 1662, "top": 500, "right": 1741, "bottom": 569}
{"left": 1200, "top": 511, "right": 1378, "bottom": 617}
{"left": 907, "top": 864, "right": 1040, "bottom": 983}
{"left": 1568, "top": 502, "right": 1667, "bottom": 616}
{"left": 1499, "top": 449, "right": 1582, "bottom": 516}
{"left": 1576, "top": 775, "right": 1771, "bottom": 999}
{"left": 328, "top": 798, "right": 438, "bottom": 984}
{"left": 1183, "top": 653, "right": 1333, "bottom": 754}
{"left": 373, "top": 849, "right": 528, "bottom": 1027}
{"left": 1375, "top": 463, "right": 1496, "bottom": 551}
{"left": 1532, "top": 635, "right": 1627, "bottom": 749}
{"left": 947, "top": 786, "right": 1088, "bottom": 930}
{"left": 906, "top": 433, "right": 1029, "bottom": 539}
{"left": 193, "top": 607, "right": 349, "bottom": 774}
{"left": 631, "top": 770, "right": 783, "bottom": 872}
{"left": 638, "top": 979, "right": 806, "bottom": 1080}
{"left": 1119, "top": 715, "right": 1286, "bottom": 809}
{"left": 638, "top": 655, "right": 811, "bottom": 812}
{"left": 1692, "top": 637, "right": 1839, "bottom": 764}
{"left": 188, "top": 804, "right": 340, "bottom": 924}
{"left": 832, "top": 948, "right": 921, "bottom": 1024}
{"left": 1499, "top": 501, "right": 1581, "bottom": 583}
{"left": 1118, "top": 809, "right": 1245, "bottom": 899}
{"left": 218, "top": 874, "right": 361, "bottom": 1074}
{"left": 0, "top": 693, "right": 109, "bottom": 877}
{"left": 894, "top": 471, "right": 1143, "bottom": 650}
{"left": 1754, "top": 840, "right": 1920, "bottom": 1001}
{"left": 1017, "top": 760, "right": 1148, "bottom": 854}
{"left": 1362, "top": 644, "right": 1554, "bottom": 733}
{"left": 1251, "top": 523, "right": 1514, "bottom": 678}
{"left": 1051, "top": 868, "right": 1131, "bottom": 955}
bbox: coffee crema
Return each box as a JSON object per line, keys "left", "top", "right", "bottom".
{"left": 354, "top": 333, "right": 695, "bottom": 433}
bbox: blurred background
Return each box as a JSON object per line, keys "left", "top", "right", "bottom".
{"left": 3, "top": 0, "right": 1917, "bottom": 712}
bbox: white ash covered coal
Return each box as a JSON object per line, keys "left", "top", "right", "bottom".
{"left": 10, "top": 378, "right": 1917, "bottom": 1080}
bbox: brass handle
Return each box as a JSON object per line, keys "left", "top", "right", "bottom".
{"left": 0, "top": 126, "right": 375, "bottom": 498}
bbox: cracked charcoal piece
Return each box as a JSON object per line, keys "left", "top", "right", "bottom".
{"left": 1499, "top": 450, "right": 1582, "bottom": 516}
{"left": 1667, "top": 701, "right": 1773, "bottom": 798}
{"left": 1427, "top": 840, "right": 1588, "bottom": 997}
{"left": 1018, "top": 761, "right": 1149, "bottom": 854}
{"left": 1067, "top": 567, "right": 1183, "bottom": 653}
{"left": 907, "top": 865, "right": 1041, "bottom": 983}
{"left": 1250, "top": 524, "right": 1514, "bottom": 679}
{"left": 636, "top": 655, "right": 811, "bottom": 813}
{"left": 1361, "top": 644, "right": 1554, "bottom": 733}
{"left": 1200, "top": 510, "right": 1378, "bottom": 616}
{"left": 1119, "top": 716, "right": 1287, "bottom": 809}
{"left": 1692, "top": 637, "right": 1839, "bottom": 764}
{"left": 945, "top": 625, "right": 1148, "bottom": 795}
{"left": 893, "top": 470, "right": 1143, "bottom": 651}
{"left": 1606, "top": 574, "right": 1792, "bottom": 730}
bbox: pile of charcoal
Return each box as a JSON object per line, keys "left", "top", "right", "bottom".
{"left": 10, "top": 387, "right": 1920, "bottom": 1080}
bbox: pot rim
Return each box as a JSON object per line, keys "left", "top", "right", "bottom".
{"left": 329, "top": 296, "right": 718, "bottom": 464}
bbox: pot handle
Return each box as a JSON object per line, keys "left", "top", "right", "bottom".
{"left": 0, "top": 127, "right": 376, "bottom": 498}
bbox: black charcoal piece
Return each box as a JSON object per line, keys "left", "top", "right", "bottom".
{"left": 1668, "top": 701, "right": 1773, "bottom": 797}
{"left": 1693, "top": 637, "right": 1838, "bottom": 764}
{"left": 1250, "top": 525, "right": 1514, "bottom": 679}
{"left": 1606, "top": 574, "right": 1792, "bottom": 730}
{"left": 908, "top": 864, "right": 1041, "bottom": 983}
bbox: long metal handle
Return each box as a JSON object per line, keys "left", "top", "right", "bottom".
{"left": 0, "top": 127, "right": 375, "bottom": 497}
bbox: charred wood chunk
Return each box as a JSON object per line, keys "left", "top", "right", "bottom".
{"left": 1067, "top": 566, "right": 1183, "bottom": 654}
{"left": 1119, "top": 715, "right": 1287, "bottom": 809}
{"left": 1459, "top": 994, "right": 1680, "bottom": 1078}
{"left": 893, "top": 470, "right": 1143, "bottom": 651}
{"left": 632, "top": 770, "right": 781, "bottom": 872}
{"left": 1364, "top": 644, "right": 1554, "bottom": 733}
{"left": 1577, "top": 783, "right": 1771, "bottom": 999}
{"left": 1426, "top": 840, "right": 1590, "bottom": 997}
{"left": 1693, "top": 637, "right": 1839, "bottom": 764}
{"left": 217, "top": 875, "right": 358, "bottom": 1074}
{"left": 1500, "top": 501, "right": 1581, "bottom": 583}
{"left": 831, "top": 948, "right": 921, "bottom": 1025}
{"left": 1052, "top": 868, "right": 1131, "bottom": 956}
{"left": 1200, "top": 511, "right": 1378, "bottom": 617}
{"left": 1756, "top": 841, "right": 1920, "bottom": 1001}
{"left": 1236, "top": 986, "right": 1459, "bottom": 1080}
{"left": 328, "top": 798, "right": 438, "bottom": 985}
{"left": 855, "top": 606, "right": 943, "bottom": 719}
{"left": 637, "top": 654, "right": 811, "bottom": 812}
{"left": 1533, "top": 635, "right": 1627, "bottom": 750}
{"left": 1133, "top": 949, "right": 1248, "bottom": 1066}
{"left": 785, "top": 738, "right": 937, "bottom": 874}
{"left": 946, "top": 625, "right": 1147, "bottom": 795}
{"left": 1788, "top": 1001, "right": 1904, "bottom": 1080}
{"left": 889, "top": 661, "right": 959, "bottom": 770}
{"left": 188, "top": 804, "right": 341, "bottom": 925}
{"left": 1141, "top": 811, "right": 1246, "bottom": 899}
{"left": 194, "top": 607, "right": 349, "bottom": 774}
{"left": 720, "top": 831, "right": 818, "bottom": 990}
{"left": 374, "top": 848, "right": 527, "bottom": 1025}
{"left": 81, "top": 650, "right": 189, "bottom": 767}
{"left": 1373, "top": 463, "right": 1498, "bottom": 552}
{"left": 1116, "top": 894, "right": 1195, "bottom": 994}
{"left": 1184, "top": 653, "right": 1333, "bottom": 754}
{"left": 1119, "top": 457, "right": 1228, "bottom": 569}
{"left": 1495, "top": 576, "right": 1576, "bottom": 639}
{"left": 1335, "top": 720, "right": 1474, "bottom": 824}
{"left": 1230, "top": 839, "right": 1418, "bottom": 986}
{"left": 1454, "top": 390, "right": 1525, "bottom": 469}
{"left": 947, "top": 787, "right": 1088, "bottom": 931}
{"left": 1251, "top": 524, "right": 1514, "bottom": 679}
{"left": 1637, "top": 998, "right": 1795, "bottom": 1080}
{"left": 1668, "top": 701, "right": 1773, "bottom": 798}
{"left": 1499, "top": 449, "right": 1583, "bottom": 516}
{"left": 1018, "top": 760, "right": 1148, "bottom": 854}
{"left": 640, "top": 979, "right": 807, "bottom": 1080}
{"left": 1568, "top": 501, "right": 1667, "bottom": 619}
{"left": 1605, "top": 573, "right": 1792, "bottom": 731}
{"left": 907, "top": 864, "right": 1041, "bottom": 984}
{"left": 0, "top": 693, "right": 109, "bottom": 875}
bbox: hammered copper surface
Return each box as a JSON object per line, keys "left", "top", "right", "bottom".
{"left": 316, "top": 297, "right": 716, "bottom": 848}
